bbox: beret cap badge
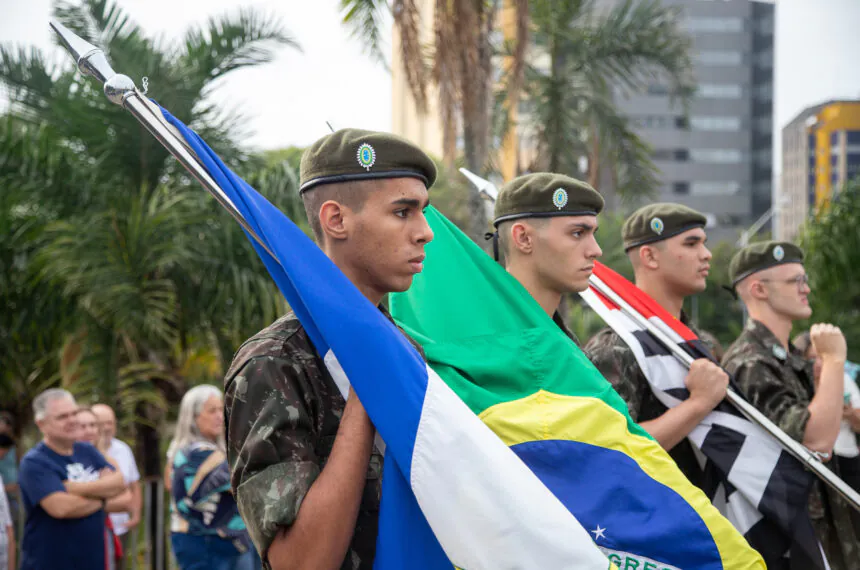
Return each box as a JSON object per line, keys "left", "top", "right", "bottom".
{"left": 728, "top": 240, "right": 804, "bottom": 287}
{"left": 650, "top": 217, "right": 665, "bottom": 235}
{"left": 356, "top": 143, "right": 376, "bottom": 171}
{"left": 552, "top": 188, "right": 569, "bottom": 210}
{"left": 773, "top": 245, "right": 785, "bottom": 261}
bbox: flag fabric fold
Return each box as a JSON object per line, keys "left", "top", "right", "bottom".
{"left": 389, "top": 208, "right": 765, "bottom": 570}
{"left": 580, "top": 261, "right": 825, "bottom": 570}
{"left": 157, "top": 106, "right": 615, "bottom": 569}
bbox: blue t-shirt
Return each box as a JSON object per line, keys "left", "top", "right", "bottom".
{"left": 19, "top": 441, "right": 110, "bottom": 570}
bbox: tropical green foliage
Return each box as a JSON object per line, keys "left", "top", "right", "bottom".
{"left": 340, "top": 0, "right": 529, "bottom": 243}
{"left": 800, "top": 179, "right": 860, "bottom": 361}
{"left": 512, "top": 0, "right": 694, "bottom": 201}
{"left": 342, "top": 0, "right": 695, "bottom": 228}
{"left": 0, "top": 0, "right": 298, "bottom": 465}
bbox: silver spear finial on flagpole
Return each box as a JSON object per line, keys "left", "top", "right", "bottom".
{"left": 50, "top": 20, "right": 136, "bottom": 106}
{"left": 459, "top": 168, "right": 499, "bottom": 202}
{"left": 50, "top": 20, "right": 115, "bottom": 82}
{"left": 49, "top": 19, "right": 275, "bottom": 258}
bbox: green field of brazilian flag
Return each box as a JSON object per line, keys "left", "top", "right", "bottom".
{"left": 390, "top": 207, "right": 764, "bottom": 570}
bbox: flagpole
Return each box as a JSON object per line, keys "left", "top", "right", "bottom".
{"left": 457, "top": 167, "right": 860, "bottom": 512}
{"left": 49, "top": 20, "right": 276, "bottom": 261}
{"left": 588, "top": 272, "right": 860, "bottom": 512}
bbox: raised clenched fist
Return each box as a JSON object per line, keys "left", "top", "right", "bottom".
{"left": 810, "top": 323, "right": 847, "bottom": 363}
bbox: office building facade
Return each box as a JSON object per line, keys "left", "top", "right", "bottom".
{"left": 605, "top": 0, "right": 774, "bottom": 242}
{"left": 777, "top": 100, "right": 860, "bottom": 240}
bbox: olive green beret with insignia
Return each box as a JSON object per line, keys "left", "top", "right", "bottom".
{"left": 299, "top": 128, "right": 437, "bottom": 193}
{"left": 622, "top": 203, "right": 707, "bottom": 251}
{"left": 729, "top": 241, "right": 805, "bottom": 287}
{"left": 492, "top": 172, "right": 604, "bottom": 227}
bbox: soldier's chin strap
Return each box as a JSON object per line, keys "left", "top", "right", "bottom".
{"left": 484, "top": 231, "right": 500, "bottom": 262}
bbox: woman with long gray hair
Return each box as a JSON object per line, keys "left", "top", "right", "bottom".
{"left": 167, "top": 385, "right": 259, "bottom": 570}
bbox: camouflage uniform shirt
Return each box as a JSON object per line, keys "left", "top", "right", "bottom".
{"left": 722, "top": 319, "right": 860, "bottom": 570}
{"left": 224, "top": 307, "right": 422, "bottom": 570}
{"left": 583, "top": 314, "right": 714, "bottom": 488}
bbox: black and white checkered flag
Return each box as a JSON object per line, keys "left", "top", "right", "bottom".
{"left": 581, "top": 262, "right": 827, "bottom": 570}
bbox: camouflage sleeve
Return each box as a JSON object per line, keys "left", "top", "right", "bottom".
{"left": 584, "top": 330, "right": 646, "bottom": 421}
{"left": 731, "top": 360, "right": 810, "bottom": 443}
{"left": 224, "top": 355, "right": 321, "bottom": 558}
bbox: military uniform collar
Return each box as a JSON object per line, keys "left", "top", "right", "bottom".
{"left": 378, "top": 303, "right": 394, "bottom": 319}
{"left": 745, "top": 319, "right": 804, "bottom": 366}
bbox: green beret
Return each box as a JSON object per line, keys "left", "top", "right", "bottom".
{"left": 729, "top": 241, "right": 805, "bottom": 286}
{"left": 493, "top": 173, "right": 604, "bottom": 227}
{"left": 299, "top": 128, "right": 437, "bottom": 193}
{"left": 622, "top": 203, "right": 707, "bottom": 251}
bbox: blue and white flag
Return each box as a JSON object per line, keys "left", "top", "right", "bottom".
{"left": 158, "top": 106, "right": 611, "bottom": 569}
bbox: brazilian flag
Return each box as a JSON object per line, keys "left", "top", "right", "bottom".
{"left": 390, "top": 207, "right": 764, "bottom": 570}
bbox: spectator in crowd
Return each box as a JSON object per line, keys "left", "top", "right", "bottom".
{"left": 0, "top": 472, "right": 14, "bottom": 570}
{"left": 0, "top": 414, "right": 19, "bottom": 526}
{"left": 92, "top": 403, "right": 142, "bottom": 569}
{"left": 77, "top": 407, "right": 133, "bottom": 570}
{"left": 167, "top": 385, "right": 259, "bottom": 570}
{"left": 19, "top": 389, "right": 126, "bottom": 570}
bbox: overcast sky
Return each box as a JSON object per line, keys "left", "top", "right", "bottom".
{"left": 2, "top": 0, "right": 860, "bottom": 172}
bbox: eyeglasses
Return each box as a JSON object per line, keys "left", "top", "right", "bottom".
{"left": 759, "top": 274, "right": 809, "bottom": 291}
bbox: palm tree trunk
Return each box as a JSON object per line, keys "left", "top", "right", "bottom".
{"left": 455, "top": 0, "right": 494, "bottom": 245}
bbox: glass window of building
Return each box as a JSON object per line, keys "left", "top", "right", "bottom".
{"left": 690, "top": 182, "right": 741, "bottom": 196}
{"left": 694, "top": 51, "right": 743, "bottom": 65}
{"left": 699, "top": 84, "right": 743, "bottom": 99}
{"left": 687, "top": 17, "right": 744, "bottom": 32}
{"left": 674, "top": 149, "right": 690, "bottom": 162}
{"left": 753, "top": 82, "right": 773, "bottom": 100}
{"left": 673, "top": 182, "right": 690, "bottom": 195}
{"left": 690, "top": 149, "right": 743, "bottom": 164}
{"left": 690, "top": 116, "right": 742, "bottom": 131}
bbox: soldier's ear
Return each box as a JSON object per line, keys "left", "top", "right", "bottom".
{"left": 510, "top": 222, "right": 534, "bottom": 255}
{"left": 319, "top": 200, "right": 348, "bottom": 242}
{"left": 749, "top": 279, "right": 769, "bottom": 301}
{"left": 640, "top": 244, "right": 660, "bottom": 270}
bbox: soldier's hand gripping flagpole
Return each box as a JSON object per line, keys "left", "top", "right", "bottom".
{"left": 49, "top": 20, "right": 275, "bottom": 260}
{"left": 460, "top": 168, "right": 860, "bottom": 513}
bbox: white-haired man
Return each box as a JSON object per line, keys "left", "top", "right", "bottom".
{"left": 19, "top": 389, "right": 125, "bottom": 570}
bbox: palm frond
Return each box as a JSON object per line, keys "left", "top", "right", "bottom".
{"left": 393, "top": 0, "right": 428, "bottom": 110}
{"left": 340, "top": 0, "right": 391, "bottom": 67}
{"left": 591, "top": 107, "right": 658, "bottom": 202}
{"left": 581, "top": 0, "right": 694, "bottom": 103}
{"left": 0, "top": 46, "right": 58, "bottom": 120}
{"left": 179, "top": 8, "right": 299, "bottom": 86}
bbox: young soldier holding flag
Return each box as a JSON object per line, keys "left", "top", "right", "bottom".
{"left": 223, "top": 129, "right": 436, "bottom": 569}
{"left": 584, "top": 203, "right": 729, "bottom": 487}
{"left": 580, "top": 215, "right": 835, "bottom": 567}
{"left": 723, "top": 241, "right": 860, "bottom": 570}
{"left": 489, "top": 172, "right": 604, "bottom": 340}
